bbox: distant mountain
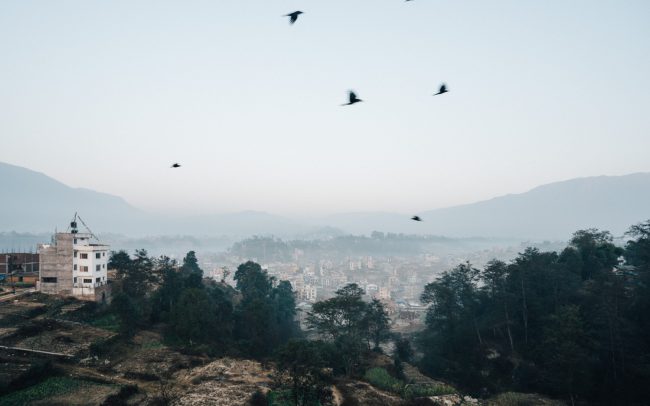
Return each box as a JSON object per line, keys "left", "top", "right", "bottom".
{"left": 325, "top": 173, "right": 650, "bottom": 239}
{"left": 0, "top": 162, "right": 307, "bottom": 237}
{"left": 0, "top": 161, "right": 145, "bottom": 234}
{"left": 3, "top": 161, "right": 649, "bottom": 240}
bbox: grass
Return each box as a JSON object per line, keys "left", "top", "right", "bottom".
{"left": 141, "top": 339, "right": 164, "bottom": 349}
{"left": 0, "top": 377, "right": 108, "bottom": 406}
{"left": 90, "top": 313, "right": 120, "bottom": 332}
{"left": 488, "top": 392, "right": 566, "bottom": 406}
{"left": 364, "top": 367, "right": 456, "bottom": 400}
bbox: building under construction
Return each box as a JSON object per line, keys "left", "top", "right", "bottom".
{"left": 37, "top": 216, "right": 111, "bottom": 302}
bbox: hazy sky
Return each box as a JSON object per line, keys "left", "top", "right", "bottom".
{"left": 1, "top": 1, "right": 649, "bottom": 216}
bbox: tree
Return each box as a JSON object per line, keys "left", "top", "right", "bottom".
{"left": 307, "top": 284, "right": 376, "bottom": 377}
{"left": 393, "top": 335, "right": 413, "bottom": 363}
{"left": 233, "top": 261, "right": 296, "bottom": 357}
{"left": 363, "top": 299, "right": 390, "bottom": 350}
{"left": 481, "top": 260, "right": 515, "bottom": 352}
{"left": 111, "top": 292, "right": 140, "bottom": 337}
{"left": 151, "top": 258, "right": 183, "bottom": 322}
{"left": 108, "top": 250, "right": 132, "bottom": 277}
{"left": 274, "top": 280, "right": 299, "bottom": 343}
{"left": 234, "top": 261, "right": 273, "bottom": 300}
{"left": 170, "top": 288, "right": 215, "bottom": 346}
{"left": 274, "top": 340, "right": 332, "bottom": 406}
{"left": 307, "top": 284, "right": 367, "bottom": 340}
{"left": 181, "top": 251, "right": 203, "bottom": 289}
{"left": 121, "top": 249, "right": 155, "bottom": 300}
{"left": 569, "top": 229, "right": 622, "bottom": 281}
{"left": 536, "top": 305, "right": 592, "bottom": 405}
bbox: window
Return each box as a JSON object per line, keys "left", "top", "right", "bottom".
{"left": 80, "top": 266, "right": 89, "bottom": 272}
{"left": 74, "top": 251, "right": 77, "bottom": 258}
{"left": 80, "top": 253, "right": 88, "bottom": 259}
{"left": 73, "top": 239, "right": 77, "bottom": 244}
{"left": 42, "top": 277, "right": 57, "bottom": 283}
{"left": 96, "top": 277, "right": 101, "bottom": 283}
{"left": 83, "top": 279, "right": 92, "bottom": 283}
{"left": 102, "top": 264, "right": 105, "bottom": 269}
{"left": 96, "top": 265, "right": 101, "bottom": 271}
{"left": 95, "top": 253, "right": 101, "bottom": 259}
{"left": 102, "top": 252, "right": 106, "bottom": 257}
{"left": 74, "top": 277, "right": 77, "bottom": 283}
{"left": 73, "top": 264, "right": 77, "bottom": 270}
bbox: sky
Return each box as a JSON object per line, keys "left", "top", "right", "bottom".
{"left": 1, "top": 0, "right": 649, "bottom": 217}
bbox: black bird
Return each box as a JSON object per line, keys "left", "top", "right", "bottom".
{"left": 411, "top": 215, "right": 422, "bottom": 222}
{"left": 285, "top": 11, "right": 303, "bottom": 25}
{"left": 433, "top": 83, "right": 448, "bottom": 96}
{"left": 342, "top": 91, "right": 363, "bottom": 106}
{"left": 171, "top": 163, "right": 181, "bottom": 168}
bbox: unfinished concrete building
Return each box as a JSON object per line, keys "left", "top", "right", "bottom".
{"left": 38, "top": 232, "right": 110, "bottom": 302}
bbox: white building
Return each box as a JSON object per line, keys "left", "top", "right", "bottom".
{"left": 299, "top": 284, "right": 318, "bottom": 302}
{"left": 38, "top": 231, "right": 110, "bottom": 302}
{"left": 72, "top": 233, "right": 109, "bottom": 298}
{"left": 377, "top": 286, "right": 391, "bottom": 300}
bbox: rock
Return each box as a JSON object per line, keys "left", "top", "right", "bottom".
{"left": 428, "top": 394, "right": 479, "bottom": 406}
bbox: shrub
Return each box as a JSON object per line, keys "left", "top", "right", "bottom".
{"left": 364, "top": 367, "right": 403, "bottom": 393}
{"left": 364, "top": 367, "right": 456, "bottom": 400}
{"left": 249, "top": 390, "right": 268, "bottom": 406}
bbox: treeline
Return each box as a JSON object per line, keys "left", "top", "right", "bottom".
{"left": 418, "top": 221, "right": 650, "bottom": 404}
{"left": 229, "top": 233, "right": 502, "bottom": 261}
{"left": 108, "top": 251, "right": 299, "bottom": 358}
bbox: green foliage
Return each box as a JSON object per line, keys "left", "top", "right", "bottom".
{"left": 170, "top": 288, "right": 215, "bottom": 345}
{"left": 0, "top": 377, "right": 110, "bottom": 406}
{"left": 274, "top": 339, "right": 333, "bottom": 406}
{"left": 110, "top": 292, "right": 140, "bottom": 337}
{"left": 90, "top": 313, "right": 120, "bottom": 333}
{"left": 307, "top": 284, "right": 391, "bottom": 376}
{"left": 363, "top": 368, "right": 456, "bottom": 400}
{"left": 233, "top": 261, "right": 297, "bottom": 357}
{"left": 393, "top": 336, "right": 414, "bottom": 363}
{"left": 417, "top": 222, "right": 650, "bottom": 404}
{"left": 364, "top": 368, "right": 403, "bottom": 393}
{"left": 249, "top": 389, "right": 268, "bottom": 406}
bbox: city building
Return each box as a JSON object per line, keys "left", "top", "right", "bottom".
{"left": 1, "top": 252, "right": 39, "bottom": 274}
{"left": 38, "top": 229, "right": 110, "bottom": 302}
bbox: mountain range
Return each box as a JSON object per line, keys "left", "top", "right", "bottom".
{"left": 1, "top": 161, "right": 648, "bottom": 240}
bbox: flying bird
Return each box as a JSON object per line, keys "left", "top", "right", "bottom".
{"left": 171, "top": 163, "right": 181, "bottom": 168}
{"left": 285, "top": 11, "right": 303, "bottom": 25}
{"left": 411, "top": 216, "right": 422, "bottom": 222}
{"left": 433, "top": 83, "right": 448, "bottom": 96}
{"left": 342, "top": 91, "right": 363, "bottom": 106}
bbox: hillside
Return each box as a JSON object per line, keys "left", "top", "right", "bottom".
{"left": 2, "top": 161, "right": 649, "bottom": 239}
{"left": 325, "top": 173, "right": 650, "bottom": 239}
{"left": 0, "top": 162, "right": 308, "bottom": 237}
{"left": 0, "top": 162, "right": 145, "bottom": 234}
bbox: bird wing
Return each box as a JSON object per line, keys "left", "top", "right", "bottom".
{"left": 440, "top": 84, "right": 447, "bottom": 92}
{"left": 349, "top": 91, "right": 357, "bottom": 102}
{"left": 290, "top": 15, "right": 298, "bottom": 24}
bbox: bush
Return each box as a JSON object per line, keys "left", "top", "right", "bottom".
{"left": 402, "top": 383, "right": 456, "bottom": 399}
{"left": 364, "top": 367, "right": 456, "bottom": 400}
{"left": 89, "top": 334, "right": 122, "bottom": 357}
{"left": 249, "top": 389, "right": 268, "bottom": 406}
{"left": 364, "top": 367, "right": 403, "bottom": 393}
{"left": 101, "top": 385, "right": 139, "bottom": 406}
{"left": 0, "top": 377, "right": 105, "bottom": 406}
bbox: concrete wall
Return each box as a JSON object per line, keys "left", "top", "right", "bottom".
{"left": 38, "top": 233, "right": 74, "bottom": 295}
